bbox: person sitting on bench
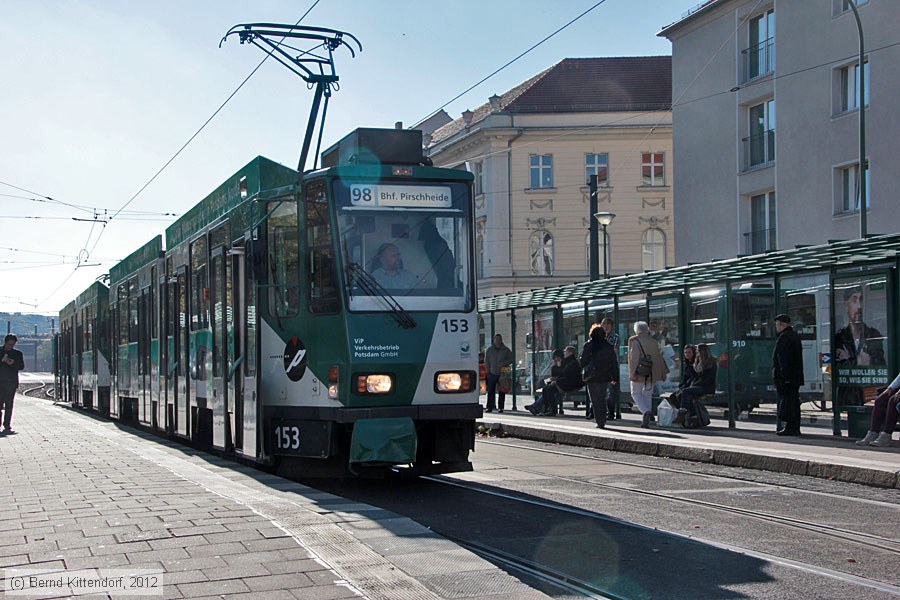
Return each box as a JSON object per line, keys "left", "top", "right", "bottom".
{"left": 855, "top": 372, "right": 900, "bottom": 447}
{"left": 679, "top": 343, "right": 717, "bottom": 423}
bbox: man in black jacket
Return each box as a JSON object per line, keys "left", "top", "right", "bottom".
{"left": 772, "top": 315, "right": 804, "bottom": 436}
{"left": 0, "top": 334, "right": 26, "bottom": 432}
{"left": 580, "top": 326, "right": 619, "bottom": 429}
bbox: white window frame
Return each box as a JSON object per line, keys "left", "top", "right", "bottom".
{"left": 833, "top": 0, "right": 868, "bottom": 16}
{"left": 641, "top": 152, "right": 665, "bottom": 187}
{"left": 746, "top": 8, "right": 775, "bottom": 80}
{"left": 585, "top": 153, "right": 609, "bottom": 186}
{"left": 837, "top": 162, "right": 869, "bottom": 214}
{"left": 473, "top": 161, "right": 484, "bottom": 196}
{"left": 747, "top": 99, "right": 775, "bottom": 168}
{"left": 839, "top": 60, "right": 869, "bottom": 113}
{"left": 529, "top": 154, "right": 553, "bottom": 189}
{"left": 641, "top": 228, "right": 666, "bottom": 272}
{"left": 530, "top": 230, "right": 554, "bottom": 275}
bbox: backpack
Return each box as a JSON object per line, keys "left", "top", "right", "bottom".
{"left": 633, "top": 340, "right": 653, "bottom": 378}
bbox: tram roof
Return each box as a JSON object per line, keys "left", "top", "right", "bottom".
{"left": 478, "top": 233, "right": 900, "bottom": 312}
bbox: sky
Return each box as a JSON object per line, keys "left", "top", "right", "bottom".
{"left": 1, "top": 0, "right": 688, "bottom": 320}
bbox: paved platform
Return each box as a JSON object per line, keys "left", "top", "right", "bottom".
{"left": 0, "top": 394, "right": 550, "bottom": 600}
{"left": 478, "top": 400, "right": 900, "bottom": 489}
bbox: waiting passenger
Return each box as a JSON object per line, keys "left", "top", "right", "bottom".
{"left": 855, "top": 373, "right": 900, "bottom": 447}
{"left": 371, "top": 243, "right": 417, "bottom": 290}
{"left": 627, "top": 321, "right": 668, "bottom": 428}
{"left": 582, "top": 326, "right": 619, "bottom": 428}
{"left": 527, "top": 350, "right": 563, "bottom": 416}
{"left": 543, "top": 346, "right": 582, "bottom": 416}
{"left": 679, "top": 343, "right": 716, "bottom": 425}
{"left": 669, "top": 344, "right": 699, "bottom": 411}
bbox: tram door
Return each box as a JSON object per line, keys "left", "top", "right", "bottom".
{"left": 210, "top": 248, "right": 234, "bottom": 451}
{"left": 139, "top": 287, "right": 151, "bottom": 424}
{"left": 175, "top": 268, "right": 190, "bottom": 438}
{"left": 240, "top": 242, "right": 259, "bottom": 458}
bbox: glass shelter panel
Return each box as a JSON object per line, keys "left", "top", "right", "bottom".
{"left": 688, "top": 286, "right": 726, "bottom": 393}
{"left": 532, "top": 308, "right": 557, "bottom": 393}
{"left": 833, "top": 275, "right": 890, "bottom": 407}
{"left": 616, "top": 295, "right": 647, "bottom": 385}
{"left": 648, "top": 295, "right": 681, "bottom": 395}
{"left": 730, "top": 281, "right": 776, "bottom": 405}
{"left": 560, "top": 302, "right": 585, "bottom": 351}
{"left": 779, "top": 274, "right": 831, "bottom": 407}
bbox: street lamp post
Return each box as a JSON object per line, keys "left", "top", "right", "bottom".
{"left": 594, "top": 212, "right": 616, "bottom": 279}
{"left": 588, "top": 175, "right": 600, "bottom": 281}
{"left": 847, "top": 0, "right": 867, "bottom": 238}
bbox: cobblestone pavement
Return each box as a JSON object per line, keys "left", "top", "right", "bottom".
{"left": 0, "top": 395, "right": 547, "bottom": 600}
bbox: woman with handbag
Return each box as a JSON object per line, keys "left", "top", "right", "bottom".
{"left": 628, "top": 321, "right": 669, "bottom": 428}
{"left": 580, "top": 324, "right": 618, "bottom": 428}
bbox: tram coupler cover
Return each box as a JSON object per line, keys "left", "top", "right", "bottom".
{"left": 349, "top": 417, "right": 417, "bottom": 464}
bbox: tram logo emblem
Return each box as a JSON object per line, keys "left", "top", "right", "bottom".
{"left": 283, "top": 337, "right": 308, "bottom": 382}
{"left": 460, "top": 342, "right": 470, "bottom": 355}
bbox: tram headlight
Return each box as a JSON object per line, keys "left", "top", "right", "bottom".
{"left": 355, "top": 374, "right": 394, "bottom": 394}
{"left": 435, "top": 371, "right": 475, "bottom": 393}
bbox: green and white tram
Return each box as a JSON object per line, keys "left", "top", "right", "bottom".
{"left": 58, "top": 128, "right": 480, "bottom": 477}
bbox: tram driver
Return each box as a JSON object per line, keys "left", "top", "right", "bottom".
{"left": 371, "top": 243, "right": 418, "bottom": 290}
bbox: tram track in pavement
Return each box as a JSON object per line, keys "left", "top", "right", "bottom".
{"left": 419, "top": 474, "right": 900, "bottom": 598}
{"left": 475, "top": 439, "right": 900, "bottom": 555}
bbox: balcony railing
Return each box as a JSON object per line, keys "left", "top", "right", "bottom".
{"left": 743, "top": 228, "right": 776, "bottom": 254}
{"left": 742, "top": 129, "right": 775, "bottom": 171}
{"left": 741, "top": 37, "right": 775, "bottom": 82}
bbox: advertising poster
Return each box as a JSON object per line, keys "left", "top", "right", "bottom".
{"left": 833, "top": 276, "right": 890, "bottom": 406}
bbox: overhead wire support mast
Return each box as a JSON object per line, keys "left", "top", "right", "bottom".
{"left": 220, "top": 23, "right": 362, "bottom": 172}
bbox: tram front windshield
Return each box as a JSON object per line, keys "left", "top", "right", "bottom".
{"left": 334, "top": 180, "right": 473, "bottom": 312}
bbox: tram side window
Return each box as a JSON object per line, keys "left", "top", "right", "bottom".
{"left": 783, "top": 293, "right": 818, "bottom": 339}
{"left": 128, "top": 278, "right": 139, "bottom": 344}
{"left": 268, "top": 200, "right": 301, "bottom": 318}
{"left": 305, "top": 182, "right": 340, "bottom": 314}
{"left": 117, "top": 285, "right": 129, "bottom": 346}
{"left": 732, "top": 291, "right": 776, "bottom": 340}
{"left": 191, "top": 236, "right": 209, "bottom": 330}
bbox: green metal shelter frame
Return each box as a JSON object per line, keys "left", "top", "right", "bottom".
{"left": 479, "top": 234, "right": 900, "bottom": 434}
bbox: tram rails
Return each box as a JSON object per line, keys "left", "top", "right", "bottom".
{"left": 308, "top": 438, "right": 900, "bottom": 599}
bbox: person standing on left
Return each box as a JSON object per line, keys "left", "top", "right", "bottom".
{"left": 772, "top": 315, "right": 804, "bottom": 436}
{"left": 0, "top": 334, "right": 25, "bottom": 432}
{"left": 484, "top": 334, "right": 513, "bottom": 413}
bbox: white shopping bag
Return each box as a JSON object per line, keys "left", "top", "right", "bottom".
{"left": 657, "top": 399, "right": 676, "bottom": 428}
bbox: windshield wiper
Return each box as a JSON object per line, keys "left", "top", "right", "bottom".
{"left": 347, "top": 263, "right": 416, "bottom": 329}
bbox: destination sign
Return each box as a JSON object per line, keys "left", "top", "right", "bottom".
{"left": 350, "top": 184, "right": 452, "bottom": 208}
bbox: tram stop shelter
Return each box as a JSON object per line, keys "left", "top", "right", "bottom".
{"left": 478, "top": 233, "right": 900, "bottom": 437}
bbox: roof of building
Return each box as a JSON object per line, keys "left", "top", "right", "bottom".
{"left": 430, "top": 56, "right": 672, "bottom": 145}
{"left": 658, "top": 0, "right": 726, "bottom": 38}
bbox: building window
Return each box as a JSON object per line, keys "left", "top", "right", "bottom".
{"left": 838, "top": 163, "right": 869, "bottom": 213}
{"left": 745, "top": 99, "right": 775, "bottom": 169}
{"left": 834, "top": 0, "right": 868, "bottom": 16}
{"left": 744, "top": 8, "right": 775, "bottom": 81}
{"left": 641, "top": 152, "right": 665, "bottom": 186}
{"left": 746, "top": 191, "right": 776, "bottom": 254}
{"left": 586, "top": 231, "right": 611, "bottom": 276}
{"left": 840, "top": 61, "right": 869, "bottom": 112}
{"left": 642, "top": 229, "right": 666, "bottom": 271}
{"left": 529, "top": 154, "right": 553, "bottom": 188}
{"left": 473, "top": 161, "right": 484, "bottom": 196}
{"left": 476, "top": 233, "right": 485, "bottom": 279}
{"left": 585, "top": 153, "right": 609, "bottom": 186}
{"left": 530, "top": 230, "right": 554, "bottom": 275}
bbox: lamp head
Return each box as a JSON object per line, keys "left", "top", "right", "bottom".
{"left": 594, "top": 212, "right": 616, "bottom": 227}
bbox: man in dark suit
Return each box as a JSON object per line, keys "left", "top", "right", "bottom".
{"left": 834, "top": 286, "right": 886, "bottom": 406}
{"left": 773, "top": 315, "right": 804, "bottom": 436}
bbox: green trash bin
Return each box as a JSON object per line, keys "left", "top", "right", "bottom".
{"left": 844, "top": 405, "right": 874, "bottom": 439}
